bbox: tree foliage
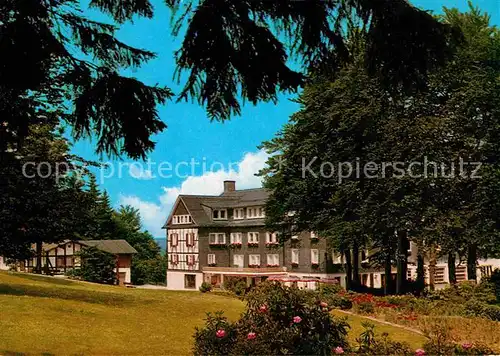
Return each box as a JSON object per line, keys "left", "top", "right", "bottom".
{"left": 73, "top": 246, "right": 117, "bottom": 285}
{"left": 261, "top": 4, "right": 500, "bottom": 293}
{"left": 1, "top": 0, "right": 460, "bottom": 159}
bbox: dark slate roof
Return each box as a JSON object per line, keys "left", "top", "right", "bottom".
{"left": 163, "top": 188, "right": 269, "bottom": 228}
{"left": 78, "top": 240, "right": 137, "bottom": 254}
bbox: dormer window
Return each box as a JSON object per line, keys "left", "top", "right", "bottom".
{"left": 213, "top": 209, "right": 227, "bottom": 220}
{"left": 247, "top": 206, "right": 265, "bottom": 219}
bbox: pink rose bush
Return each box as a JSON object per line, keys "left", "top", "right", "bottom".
{"left": 415, "top": 348, "right": 425, "bottom": 356}
{"left": 193, "top": 281, "right": 349, "bottom": 355}
{"left": 333, "top": 346, "right": 344, "bottom": 354}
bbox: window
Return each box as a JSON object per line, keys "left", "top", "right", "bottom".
{"left": 267, "top": 254, "right": 279, "bottom": 266}
{"left": 209, "top": 233, "right": 226, "bottom": 245}
{"left": 310, "top": 231, "right": 317, "bottom": 239}
{"left": 184, "top": 274, "right": 196, "bottom": 289}
{"left": 291, "top": 249, "right": 299, "bottom": 264}
{"left": 233, "top": 254, "right": 244, "bottom": 267}
{"left": 456, "top": 266, "right": 467, "bottom": 282}
{"left": 187, "top": 254, "right": 196, "bottom": 266}
{"left": 246, "top": 206, "right": 265, "bottom": 219}
{"left": 233, "top": 208, "right": 244, "bottom": 220}
{"left": 185, "top": 232, "right": 195, "bottom": 247}
{"left": 208, "top": 254, "right": 216, "bottom": 265}
{"left": 171, "top": 254, "right": 179, "bottom": 265}
{"left": 213, "top": 209, "right": 227, "bottom": 220}
{"left": 230, "top": 232, "right": 243, "bottom": 244}
{"left": 311, "top": 249, "right": 319, "bottom": 264}
{"left": 169, "top": 233, "right": 179, "bottom": 247}
{"left": 434, "top": 266, "right": 445, "bottom": 283}
{"left": 172, "top": 215, "right": 192, "bottom": 225}
{"left": 266, "top": 232, "right": 278, "bottom": 244}
{"left": 249, "top": 254, "right": 261, "bottom": 267}
{"left": 248, "top": 232, "right": 259, "bottom": 244}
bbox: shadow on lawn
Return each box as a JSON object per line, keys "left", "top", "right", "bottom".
{"left": 1, "top": 351, "right": 55, "bottom": 356}
{"left": 10, "top": 273, "right": 79, "bottom": 286}
{"left": 0, "top": 283, "right": 139, "bottom": 306}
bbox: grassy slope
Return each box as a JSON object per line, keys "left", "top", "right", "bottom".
{"left": 0, "top": 271, "right": 425, "bottom": 355}
{"left": 332, "top": 310, "right": 426, "bottom": 350}
{"left": 0, "top": 272, "right": 243, "bottom": 355}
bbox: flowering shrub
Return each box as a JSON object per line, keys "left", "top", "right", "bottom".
{"left": 422, "top": 319, "right": 496, "bottom": 355}
{"left": 311, "top": 262, "right": 319, "bottom": 269}
{"left": 193, "top": 281, "right": 349, "bottom": 355}
{"left": 291, "top": 262, "right": 299, "bottom": 267}
{"left": 247, "top": 242, "right": 259, "bottom": 248}
{"left": 230, "top": 242, "right": 242, "bottom": 248}
{"left": 248, "top": 264, "right": 261, "bottom": 268}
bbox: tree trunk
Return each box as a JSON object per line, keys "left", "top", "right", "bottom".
{"left": 396, "top": 231, "right": 408, "bottom": 295}
{"left": 447, "top": 252, "right": 456, "bottom": 284}
{"left": 352, "top": 244, "right": 360, "bottom": 286}
{"left": 35, "top": 241, "right": 42, "bottom": 274}
{"left": 416, "top": 253, "right": 425, "bottom": 294}
{"left": 344, "top": 249, "right": 352, "bottom": 291}
{"left": 384, "top": 254, "right": 394, "bottom": 295}
{"left": 428, "top": 245, "right": 436, "bottom": 291}
{"left": 467, "top": 244, "right": 477, "bottom": 282}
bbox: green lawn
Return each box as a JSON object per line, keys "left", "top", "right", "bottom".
{"left": 332, "top": 310, "right": 426, "bottom": 350}
{"left": 0, "top": 271, "right": 425, "bottom": 355}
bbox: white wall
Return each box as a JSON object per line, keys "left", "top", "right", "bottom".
{"left": 117, "top": 267, "right": 132, "bottom": 284}
{"left": 0, "top": 256, "right": 9, "bottom": 270}
{"left": 167, "top": 271, "right": 203, "bottom": 290}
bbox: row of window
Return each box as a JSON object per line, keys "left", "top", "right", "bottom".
{"left": 209, "top": 232, "right": 278, "bottom": 245}
{"left": 170, "top": 249, "right": 320, "bottom": 267}
{"left": 207, "top": 253, "right": 280, "bottom": 267}
{"left": 169, "top": 232, "right": 196, "bottom": 247}
{"left": 212, "top": 206, "right": 265, "bottom": 220}
{"left": 172, "top": 215, "right": 192, "bottom": 225}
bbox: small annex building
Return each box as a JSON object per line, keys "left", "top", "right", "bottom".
{"left": 22, "top": 239, "right": 137, "bottom": 285}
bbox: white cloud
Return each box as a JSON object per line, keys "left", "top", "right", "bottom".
{"left": 119, "top": 150, "right": 269, "bottom": 236}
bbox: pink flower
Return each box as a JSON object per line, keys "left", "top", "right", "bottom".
{"left": 259, "top": 304, "right": 268, "bottom": 313}
{"left": 320, "top": 301, "right": 328, "bottom": 308}
{"left": 462, "top": 343, "right": 472, "bottom": 350}
{"left": 415, "top": 349, "right": 425, "bottom": 356}
{"left": 247, "top": 332, "right": 256, "bottom": 340}
{"left": 215, "top": 329, "right": 226, "bottom": 338}
{"left": 334, "top": 346, "right": 344, "bottom": 354}
{"left": 293, "top": 316, "right": 302, "bottom": 324}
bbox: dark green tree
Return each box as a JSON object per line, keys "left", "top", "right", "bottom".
{"left": 74, "top": 246, "right": 117, "bottom": 285}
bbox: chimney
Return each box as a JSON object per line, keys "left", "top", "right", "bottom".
{"left": 223, "top": 180, "right": 236, "bottom": 193}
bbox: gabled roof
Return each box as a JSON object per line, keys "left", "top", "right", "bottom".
{"left": 162, "top": 188, "right": 270, "bottom": 228}
{"left": 42, "top": 239, "right": 137, "bottom": 254}
{"left": 78, "top": 240, "right": 137, "bottom": 254}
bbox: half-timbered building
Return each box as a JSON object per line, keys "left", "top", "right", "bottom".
{"left": 22, "top": 239, "right": 137, "bottom": 285}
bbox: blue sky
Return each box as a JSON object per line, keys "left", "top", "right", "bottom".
{"left": 72, "top": 0, "right": 499, "bottom": 237}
